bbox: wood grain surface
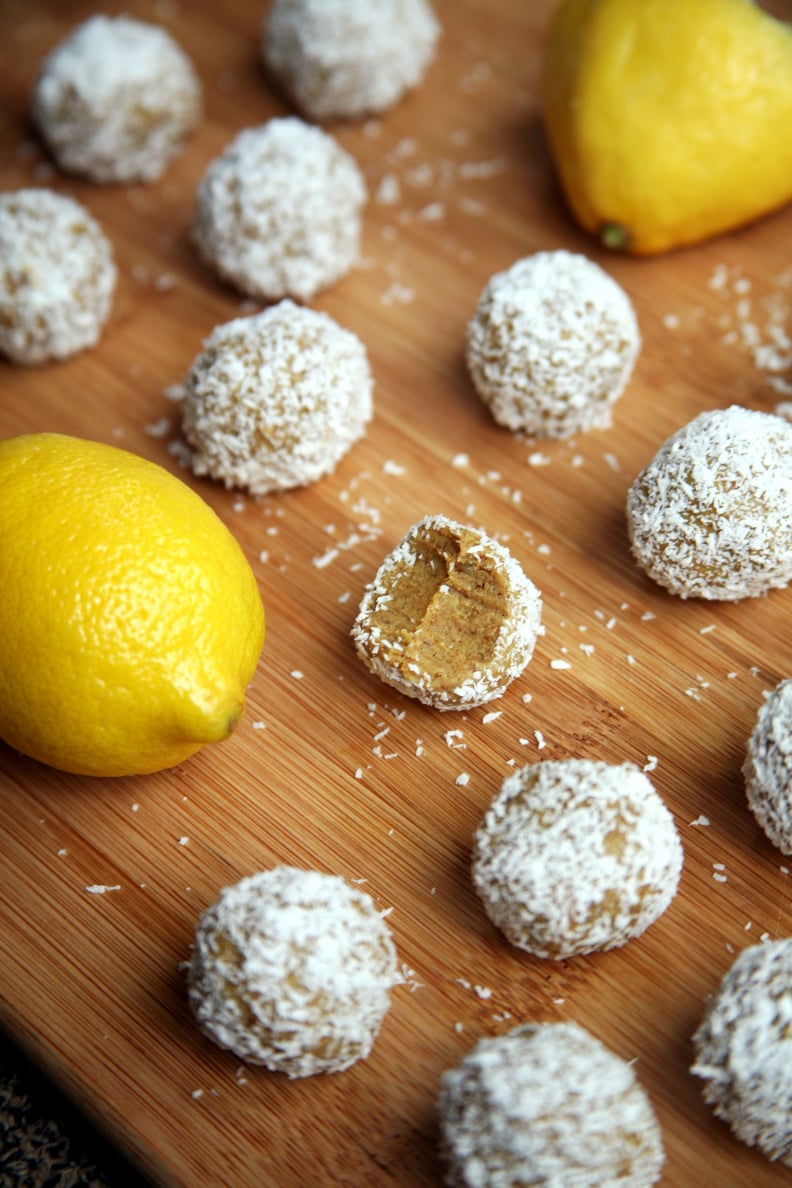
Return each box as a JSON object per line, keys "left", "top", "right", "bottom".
{"left": 2, "top": 1, "right": 792, "bottom": 1184}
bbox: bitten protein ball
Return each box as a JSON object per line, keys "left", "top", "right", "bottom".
{"left": 181, "top": 301, "right": 373, "bottom": 494}
{"left": 32, "top": 15, "right": 201, "bottom": 183}
{"left": 351, "top": 514, "right": 542, "bottom": 710}
{"left": 262, "top": 0, "right": 440, "bottom": 122}
{"left": 466, "top": 250, "right": 640, "bottom": 438}
{"left": 627, "top": 406, "right": 792, "bottom": 601}
{"left": 193, "top": 118, "right": 366, "bottom": 301}
{"left": 743, "top": 678, "right": 792, "bottom": 855}
{"left": 187, "top": 867, "right": 401, "bottom": 1078}
{"left": 0, "top": 189, "right": 116, "bottom": 364}
{"left": 472, "top": 759, "right": 683, "bottom": 959}
{"left": 438, "top": 1021, "right": 665, "bottom": 1187}
{"left": 691, "top": 938, "right": 792, "bottom": 1167}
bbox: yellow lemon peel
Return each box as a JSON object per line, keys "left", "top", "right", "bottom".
{"left": 0, "top": 433, "right": 265, "bottom": 777}
{"left": 543, "top": 0, "right": 792, "bottom": 254}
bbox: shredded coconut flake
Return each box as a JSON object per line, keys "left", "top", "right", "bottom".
{"left": 180, "top": 301, "right": 372, "bottom": 495}
{"left": 472, "top": 759, "right": 683, "bottom": 959}
{"left": 262, "top": 0, "right": 440, "bottom": 122}
{"left": 0, "top": 189, "right": 116, "bottom": 364}
{"left": 627, "top": 406, "right": 792, "bottom": 600}
{"left": 466, "top": 251, "right": 640, "bottom": 439}
{"left": 187, "top": 867, "right": 400, "bottom": 1078}
{"left": 194, "top": 118, "right": 366, "bottom": 301}
{"left": 743, "top": 678, "right": 792, "bottom": 855}
{"left": 32, "top": 14, "right": 201, "bottom": 182}
{"left": 351, "top": 514, "right": 542, "bottom": 710}
{"left": 438, "top": 1021, "right": 664, "bottom": 1186}
{"left": 692, "top": 938, "right": 792, "bottom": 1166}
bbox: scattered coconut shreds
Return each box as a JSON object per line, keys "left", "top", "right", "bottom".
{"left": 376, "top": 174, "right": 400, "bottom": 204}
{"left": 144, "top": 416, "right": 170, "bottom": 438}
{"left": 312, "top": 547, "right": 339, "bottom": 569}
{"left": 705, "top": 264, "right": 792, "bottom": 392}
{"left": 380, "top": 282, "right": 415, "bottom": 305}
{"left": 690, "top": 815, "right": 711, "bottom": 827}
{"left": 85, "top": 884, "right": 121, "bottom": 894}
{"left": 455, "top": 772, "right": 471, "bottom": 787}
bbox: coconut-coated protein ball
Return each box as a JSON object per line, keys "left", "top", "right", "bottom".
{"left": 193, "top": 118, "right": 366, "bottom": 301}
{"left": 438, "top": 1021, "right": 665, "bottom": 1187}
{"left": 0, "top": 189, "right": 116, "bottom": 365}
{"left": 743, "top": 678, "right": 792, "bottom": 855}
{"left": 262, "top": 0, "right": 440, "bottom": 123}
{"left": 351, "top": 514, "right": 542, "bottom": 711}
{"left": 627, "top": 406, "right": 792, "bottom": 601}
{"left": 472, "top": 759, "right": 683, "bottom": 960}
{"left": 32, "top": 15, "right": 201, "bottom": 183}
{"left": 186, "top": 866, "right": 401, "bottom": 1078}
{"left": 691, "top": 938, "right": 792, "bottom": 1167}
{"left": 466, "top": 250, "right": 641, "bottom": 439}
{"left": 180, "top": 301, "right": 372, "bottom": 494}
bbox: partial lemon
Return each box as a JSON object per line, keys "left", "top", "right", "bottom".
{"left": 543, "top": 0, "right": 792, "bottom": 254}
{"left": 0, "top": 433, "right": 265, "bottom": 777}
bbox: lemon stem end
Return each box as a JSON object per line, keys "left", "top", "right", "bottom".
{"left": 599, "top": 222, "right": 631, "bottom": 251}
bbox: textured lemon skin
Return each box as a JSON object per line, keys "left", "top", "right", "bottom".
{"left": 543, "top": 0, "right": 792, "bottom": 254}
{"left": 0, "top": 433, "right": 265, "bottom": 777}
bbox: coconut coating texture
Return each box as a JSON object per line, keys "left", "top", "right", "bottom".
{"left": 466, "top": 251, "right": 640, "bottom": 439}
{"left": 351, "top": 514, "right": 542, "bottom": 710}
{"left": 186, "top": 866, "right": 400, "bottom": 1078}
{"left": 743, "top": 678, "right": 792, "bottom": 854}
{"left": 472, "top": 759, "right": 683, "bottom": 960}
{"left": 438, "top": 1021, "right": 665, "bottom": 1187}
{"left": 32, "top": 14, "right": 201, "bottom": 183}
{"left": 0, "top": 189, "right": 116, "bottom": 365}
{"left": 691, "top": 938, "right": 792, "bottom": 1167}
{"left": 193, "top": 117, "right": 366, "bottom": 301}
{"left": 627, "top": 405, "right": 792, "bottom": 601}
{"left": 181, "top": 301, "right": 373, "bottom": 494}
{"left": 262, "top": 0, "right": 440, "bottom": 122}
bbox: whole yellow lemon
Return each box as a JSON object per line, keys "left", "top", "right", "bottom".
{"left": 543, "top": 0, "right": 792, "bottom": 254}
{"left": 0, "top": 433, "right": 265, "bottom": 777}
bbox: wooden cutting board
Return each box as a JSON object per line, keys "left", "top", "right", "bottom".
{"left": 2, "top": 1, "right": 792, "bottom": 1184}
